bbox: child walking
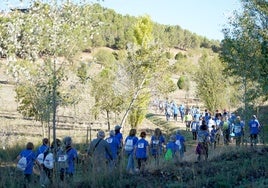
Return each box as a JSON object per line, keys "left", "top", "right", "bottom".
{"left": 135, "top": 131, "right": 149, "bottom": 173}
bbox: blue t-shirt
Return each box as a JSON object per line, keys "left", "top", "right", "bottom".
{"left": 166, "top": 141, "right": 178, "bottom": 156}
{"left": 36, "top": 144, "right": 49, "bottom": 158}
{"left": 106, "top": 136, "right": 120, "bottom": 159}
{"left": 210, "top": 129, "right": 217, "bottom": 142}
{"left": 175, "top": 134, "right": 185, "bottom": 144}
{"left": 150, "top": 135, "right": 165, "bottom": 155}
{"left": 124, "top": 136, "right": 139, "bottom": 154}
{"left": 135, "top": 138, "right": 149, "bottom": 159}
{"left": 249, "top": 119, "right": 260, "bottom": 134}
{"left": 179, "top": 105, "right": 184, "bottom": 113}
{"left": 173, "top": 105, "right": 179, "bottom": 115}
{"left": 197, "top": 130, "right": 210, "bottom": 143}
{"left": 194, "top": 113, "right": 201, "bottom": 121}
{"left": 175, "top": 134, "right": 185, "bottom": 151}
{"left": 66, "top": 148, "right": 78, "bottom": 174}
{"left": 115, "top": 132, "right": 123, "bottom": 143}
{"left": 233, "top": 122, "right": 244, "bottom": 137}
{"left": 191, "top": 121, "right": 199, "bottom": 132}
{"left": 19, "top": 149, "right": 36, "bottom": 174}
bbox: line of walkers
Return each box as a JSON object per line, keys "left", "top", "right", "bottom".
{"left": 16, "top": 112, "right": 261, "bottom": 187}
{"left": 17, "top": 137, "right": 78, "bottom": 188}
{"left": 87, "top": 126, "right": 186, "bottom": 174}
{"left": 194, "top": 111, "right": 262, "bottom": 161}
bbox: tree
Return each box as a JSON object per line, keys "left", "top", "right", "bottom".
{"left": 194, "top": 54, "right": 228, "bottom": 112}
{"left": 91, "top": 50, "right": 125, "bottom": 130}
{"left": 2, "top": 2, "right": 99, "bottom": 176}
{"left": 220, "top": 0, "right": 268, "bottom": 122}
{"left": 119, "top": 16, "right": 171, "bottom": 128}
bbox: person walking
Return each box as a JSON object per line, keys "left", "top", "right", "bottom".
{"left": 35, "top": 138, "right": 50, "bottom": 187}
{"left": 124, "top": 129, "right": 139, "bottom": 174}
{"left": 17, "top": 142, "right": 36, "bottom": 188}
{"left": 232, "top": 116, "right": 244, "bottom": 147}
{"left": 196, "top": 121, "right": 210, "bottom": 161}
{"left": 190, "top": 119, "right": 199, "bottom": 140}
{"left": 105, "top": 130, "right": 120, "bottom": 168}
{"left": 150, "top": 128, "right": 165, "bottom": 162}
{"left": 88, "top": 130, "right": 113, "bottom": 172}
{"left": 165, "top": 135, "right": 178, "bottom": 161}
{"left": 175, "top": 130, "right": 186, "bottom": 160}
{"left": 134, "top": 131, "right": 149, "bottom": 173}
{"left": 248, "top": 115, "right": 261, "bottom": 147}
{"left": 59, "top": 136, "right": 78, "bottom": 183}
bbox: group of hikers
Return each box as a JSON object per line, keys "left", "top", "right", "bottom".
{"left": 16, "top": 125, "right": 187, "bottom": 187}
{"left": 16, "top": 105, "right": 262, "bottom": 187}
{"left": 17, "top": 137, "right": 78, "bottom": 187}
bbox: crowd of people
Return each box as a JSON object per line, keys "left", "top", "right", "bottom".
{"left": 17, "top": 137, "right": 78, "bottom": 187}
{"left": 16, "top": 105, "right": 262, "bottom": 187}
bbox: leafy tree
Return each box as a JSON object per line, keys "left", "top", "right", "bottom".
{"left": 119, "top": 16, "right": 171, "bottom": 128}
{"left": 194, "top": 54, "right": 227, "bottom": 112}
{"left": 91, "top": 49, "right": 125, "bottom": 130}
{"left": 2, "top": 1, "right": 99, "bottom": 145}
{"left": 220, "top": 0, "right": 268, "bottom": 122}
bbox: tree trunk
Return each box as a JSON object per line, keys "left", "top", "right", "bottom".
{"left": 120, "top": 77, "right": 146, "bottom": 130}
{"left": 106, "top": 110, "right": 110, "bottom": 131}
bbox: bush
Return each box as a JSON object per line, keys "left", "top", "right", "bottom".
{"left": 177, "top": 76, "right": 190, "bottom": 90}
{"left": 175, "top": 52, "right": 186, "bottom": 60}
{"left": 165, "top": 52, "right": 173, "bottom": 59}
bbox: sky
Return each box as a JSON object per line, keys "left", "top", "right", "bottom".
{"left": 0, "top": 0, "right": 242, "bottom": 40}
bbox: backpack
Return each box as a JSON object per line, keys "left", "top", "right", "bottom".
{"left": 164, "top": 148, "right": 173, "bottom": 161}
{"left": 124, "top": 137, "right": 134, "bottom": 151}
{"left": 17, "top": 156, "right": 27, "bottom": 171}
{"left": 36, "top": 153, "right": 44, "bottom": 165}
{"left": 17, "top": 151, "right": 33, "bottom": 171}
{"left": 44, "top": 153, "right": 54, "bottom": 169}
{"left": 175, "top": 139, "right": 182, "bottom": 150}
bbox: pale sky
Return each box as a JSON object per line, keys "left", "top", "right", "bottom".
{"left": 0, "top": 0, "right": 242, "bottom": 40}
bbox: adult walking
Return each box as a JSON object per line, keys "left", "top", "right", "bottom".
{"left": 232, "top": 116, "right": 244, "bottom": 147}
{"left": 248, "top": 115, "right": 261, "bottom": 147}
{"left": 124, "top": 129, "right": 139, "bottom": 174}
{"left": 88, "top": 130, "right": 113, "bottom": 172}
{"left": 196, "top": 121, "right": 210, "bottom": 161}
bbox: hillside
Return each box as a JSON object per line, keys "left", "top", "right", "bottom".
{"left": 1, "top": 51, "right": 268, "bottom": 188}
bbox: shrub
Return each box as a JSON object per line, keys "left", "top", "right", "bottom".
{"left": 177, "top": 76, "right": 190, "bottom": 90}
{"left": 175, "top": 52, "right": 186, "bottom": 60}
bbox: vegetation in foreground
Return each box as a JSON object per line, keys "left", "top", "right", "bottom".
{"left": 0, "top": 144, "right": 268, "bottom": 188}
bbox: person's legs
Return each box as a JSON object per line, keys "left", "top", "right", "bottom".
{"left": 126, "top": 152, "right": 134, "bottom": 173}
{"left": 236, "top": 136, "right": 241, "bottom": 146}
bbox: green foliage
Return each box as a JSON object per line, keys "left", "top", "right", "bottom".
{"left": 165, "top": 51, "right": 172, "bottom": 59}
{"left": 220, "top": 0, "right": 268, "bottom": 122}
{"left": 194, "top": 54, "right": 228, "bottom": 112}
{"left": 94, "top": 49, "right": 116, "bottom": 68}
{"left": 177, "top": 76, "right": 190, "bottom": 90}
{"left": 128, "top": 91, "right": 150, "bottom": 128}
{"left": 174, "top": 52, "right": 186, "bottom": 60}
{"left": 133, "top": 15, "right": 153, "bottom": 47}
{"left": 77, "top": 62, "right": 89, "bottom": 84}
{"left": 156, "top": 75, "right": 177, "bottom": 97}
